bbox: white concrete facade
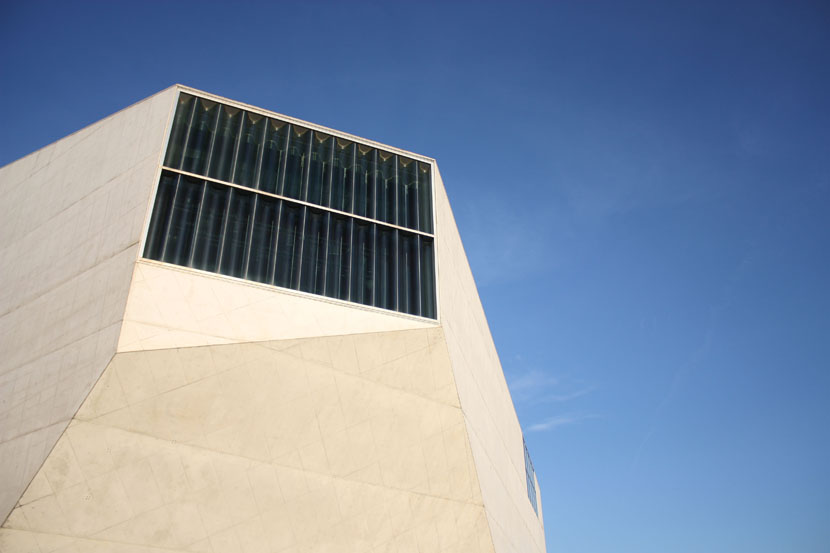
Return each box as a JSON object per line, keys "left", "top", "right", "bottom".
{"left": 0, "top": 86, "right": 545, "bottom": 553}
{"left": 0, "top": 86, "right": 178, "bottom": 525}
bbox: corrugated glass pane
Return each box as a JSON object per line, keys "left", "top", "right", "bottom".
{"left": 259, "top": 119, "right": 288, "bottom": 195}
{"left": 307, "top": 132, "right": 333, "bottom": 207}
{"left": 191, "top": 182, "right": 228, "bottom": 272}
{"left": 375, "top": 227, "right": 396, "bottom": 311}
{"left": 162, "top": 175, "right": 202, "bottom": 267}
{"left": 182, "top": 98, "right": 218, "bottom": 175}
{"left": 247, "top": 196, "right": 279, "bottom": 284}
{"left": 300, "top": 208, "right": 327, "bottom": 295}
{"left": 284, "top": 125, "right": 310, "bottom": 200}
{"left": 398, "top": 157, "right": 418, "bottom": 230}
{"left": 331, "top": 139, "right": 354, "bottom": 213}
{"left": 144, "top": 172, "right": 177, "bottom": 260}
{"left": 420, "top": 237, "right": 436, "bottom": 318}
{"left": 325, "top": 214, "right": 351, "bottom": 301}
{"left": 351, "top": 221, "right": 374, "bottom": 306}
{"left": 208, "top": 105, "right": 242, "bottom": 182}
{"left": 376, "top": 151, "right": 396, "bottom": 225}
{"left": 234, "top": 112, "right": 265, "bottom": 189}
{"left": 219, "top": 189, "right": 254, "bottom": 278}
{"left": 353, "top": 145, "right": 375, "bottom": 218}
{"left": 164, "top": 94, "right": 195, "bottom": 169}
{"left": 418, "top": 162, "right": 433, "bottom": 233}
{"left": 275, "top": 203, "right": 303, "bottom": 289}
{"left": 398, "top": 231, "right": 419, "bottom": 316}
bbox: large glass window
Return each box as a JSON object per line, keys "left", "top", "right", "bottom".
{"left": 146, "top": 92, "right": 437, "bottom": 319}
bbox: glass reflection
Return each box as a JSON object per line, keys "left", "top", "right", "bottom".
{"left": 284, "top": 125, "right": 310, "bottom": 200}
{"left": 182, "top": 98, "right": 218, "bottom": 175}
{"left": 149, "top": 93, "right": 439, "bottom": 318}
{"left": 234, "top": 113, "right": 265, "bottom": 189}
{"left": 376, "top": 152, "right": 396, "bottom": 225}
{"left": 208, "top": 105, "right": 242, "bottom": 182}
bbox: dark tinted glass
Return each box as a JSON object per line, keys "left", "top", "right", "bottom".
{"left": 182, "top": 99, "right": 218, "bottom": 175}
{"left": 375, "top": 227, "right": 396, "bottom": 311}
{"left": 275, "top": 203, "right": 303, "bottom": 289}
{"left": 191, "top": 183, "right": 228, "bottom": 272}
{"left": 144, "top": 172, "right": 177, "bottom": 260}
{"left": 418, "top": 162, "right": 433, "bottom": 233}
{"left": 162, "top": 175, "right": 202, "bottom": 266}
{"left": 325, "top": 214, "right": 351, "bottom": 301}
{"left": 351, "top": 221, "right": 374, "bottom": 306}
{"left": 234, "top": 113, "right": 265, "bottom": 189}
{"left": 398, "top": 232, "right": 419, "bottom": 316}
{"left": 420, "top": 237, "right": 436, "bottom": 319}
{"left": 259, "top": 119, "right": 288, "bottom": 195}
{"left": 398, "top": 157, "right": 418, "bottom": 230}
{"left": 219, "top": 189, "right": 254, "bottom": 278}
{"left": 376, "top": 152, "right": 396, "bottom": 225}
{"left": 330, "top": 139, "right": 354, "bottom": 213}
{"left": 208, "top": 105, "right": 242, "bottom": 182}
{"left": 353, "top": 146, "right": 375, "bottom": 218}
{"left": 300, "top": 208, "right": 327, "bottom": 295}
{"left": 284, "top": 125, "right": 310, "bottom": 200}
{"left": 149, "top": 93, "right": 438, "bottom": 318}
{"left": 307, "top": 132, "right": 333, "bottom": 206}
{"left": 247, "top": 196, "right": 279, "bottom": 284}
{"left": 164, "top": 95, "right": 195, "bottom": 168}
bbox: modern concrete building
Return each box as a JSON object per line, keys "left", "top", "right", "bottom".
{"left": 0, "top": 86, "right": 545, "bottom": 553}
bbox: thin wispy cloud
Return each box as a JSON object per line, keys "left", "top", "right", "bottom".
{"left": 506, "top": 368, "right": 596, "bottom": 406}
{"left": 527, "top": 413, "right": 599, "bottom": 433}
{"left": 507, "top": 369, "right": 558, "bottom": 396}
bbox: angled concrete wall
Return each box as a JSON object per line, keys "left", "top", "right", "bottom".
{"left": 117, "top": 261, "right": 434, "bottom": 352}
{"left": 433, "top": 166, "right": 546, "bottom": 553}
{"left": 0, "top": 87, "right": 178, "bottom": 523}
{"left": 1, "top": 329, "right": 495, "bottom": 553}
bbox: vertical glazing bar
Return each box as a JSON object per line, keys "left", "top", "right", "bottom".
{"left": 164, "top": 94, "right": 196, "bottom": 169}
{"left": 373, "top": 223, "right": 378, "bottom": 307}
{"left": 215, "top": 187, "right": 236, "bottom": 269}
{"left": 242, "top": 195, "right": 259, "bottom": 279}
{"left": 159, "top": 174, "right": 182, "bottom": 261}
{"left": 394, "top": 155, "right": 399, "bottom": 228}
{"left": 268, "top": 199, "right": 284, "bottom": 285}
{"left": 394, "top": 229, "right": 399, "bottom": 312}
{"left": 253, "top": 116, "right": 269, "bottom": 187}
{"left": 279, "top": 124, "right": 291, "bottom": 197}
{"left": 413, "top": 160, "right": 420, "bottom": 232}
{"left": 302, "top": 131, "right": 313, "bottom": 203}
{"left": 349, "top": 144, "right": 357, "bottom": 214}
{"left": 321, "top": 212, "right": 330, "bottom": 295}
{"left": 326, "top": 138, "right": 335, "bottom": 207}
{"left": 418, "top": 162, "right": 434, "bottom": 234}
{"left": 371, "top": 149, "right": 378, "bottom": 220}
{"left": 295, "top": 206, "right": 307, "bottom": 290}
{"left": 203, "top": 105, "right": 223, "bottom": 176}
{"left": 229, "top": 110, "right": 247, "bottom": 183}
{"left": 347, "top": 217, "right": 354, "bottom": 302}
{"left": 144, "top": 172, "right": 177, "bottom": 260}
{"left": 415, "top": 235, "right": 422, "bottom": 316}
{"left": 187, "top": 182, "right": 210, "bottom": 268}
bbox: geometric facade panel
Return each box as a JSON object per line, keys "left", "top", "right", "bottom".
{"left": 118, "top": 261, "right": 436, "bottom": 352}
{"left": 1, "top": 328, "right": 495, "bottom": 552}
{"left": 0, "top": 86, "right": 178, "bottom": 526}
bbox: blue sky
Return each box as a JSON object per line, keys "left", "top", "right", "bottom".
{"left": 2, "top": 1, "right": 828, "bottom": 551}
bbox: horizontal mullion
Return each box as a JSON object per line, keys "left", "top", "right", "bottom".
{"left": 161, "top": 166, "right": 435, "bottom": 239}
